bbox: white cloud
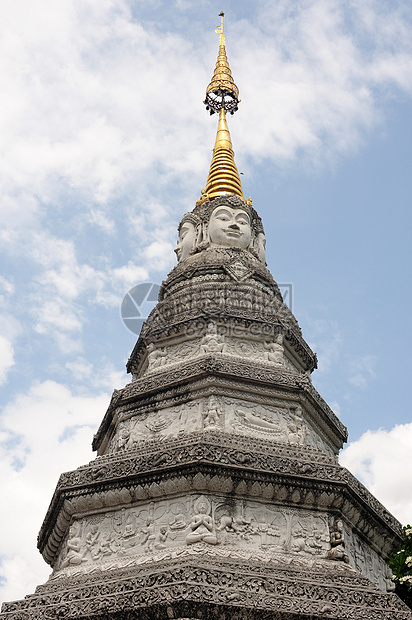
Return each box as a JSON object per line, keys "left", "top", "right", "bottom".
{"left": 112, "top": 262, "right": 149, "bottom": 289}
{"left": 0, "top": 379, "right": 111, "bottom": 603}
{"left": 305, "top": 317, "right": 343, "bottom": 375}
{"left": 0, "top": 0, "right": 411, "bottom": 360}
{"left": 144, "top": 240, "right": 176, "bottom": 272}
{"left": 1, "top": 0, "right": 410, "bottom": 234}
{"left": 0, "top": 0, "right": 209, "bottom": 221}
{"left": 0, "top": 276, "right": 14, "bottom": 299}
{"left": 232, "top": 0, "right": 412, "bottom": 167}
{"left": 0, "top": 336, "right": 15, "bottom": 386}
{"left": 348, "top": 354, "right": 378, "bottom": 388}
{"left": 86, "top": 209, "right": 116, "bottom": 234}
{"left": 27, "top": 231, "right": 127, "bottom": 350}
{"left": 340, "top": 423, "right": 412, "bottom": 526}
{"left": 65, "top": 357, "right": 127, "bottom": 391}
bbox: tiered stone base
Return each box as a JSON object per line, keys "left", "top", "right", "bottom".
{"left": 2, "top": 556, "right": 411, "bottom": 619}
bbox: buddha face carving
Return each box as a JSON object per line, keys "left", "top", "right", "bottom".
{"left": 175, "top": 221, "right": 196, "bottom": 261}
{"left": 208, "top": 205, "right": 252, "bottom": 249}
{"left": 256, "top": 232, "right": 266, "bottom": 264}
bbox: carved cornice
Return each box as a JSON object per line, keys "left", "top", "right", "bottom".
{"left": 126, "top": 247, "right": 317, "bottom": 375}
{"left": 2, "top": 556, "right": 411, "bottom": 619}
{"left": 128, "top": 316, "right": 316, "bottom": 377}
{"left": 97, "top": 355, "right": 345, "bottom": 450}
{"left": 38, "top": 432, "right": 401, "bottom": 569}
{"left": 160, "top": 247, "right": 275, "bottom": 294}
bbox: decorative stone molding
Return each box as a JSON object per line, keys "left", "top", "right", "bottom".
{"left": 50, "top": 493, "right": 394, "bottom": 589}
{"left": 37, "top": 431, "right": 402, "bottom": 571}
{"left": 2, "top": 557, "right": 411, "bottom": 619}
{"left": 96, "top": 355, "right": 346, "bottom": 452}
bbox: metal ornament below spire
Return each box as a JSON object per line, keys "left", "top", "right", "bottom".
{"left": 204, "top": 108, "right": 244, "bottom": 200}
{"left": 204, "top": 12, "right": 240, "bottom": 115}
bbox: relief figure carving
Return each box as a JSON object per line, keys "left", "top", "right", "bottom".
{"left": 186, "top": 496, "right": 218, "bottom": 545}
{"left": 281, "top": 512, "right": 329, "bottom": 556}
{"left": 255, "top": 231, "right": 266, "bottom": 264}
{"left": 61, "top": 523, "right": 87, "bottom": 568}
{"left": 233, "top": 405, "right": 283, "bottom": 437}
{"left": 263, "top": 334, "right": 284, "bottom": 364}
{"left": 117, "top": 422, "right": 130, "bottom": 451}
{"left": 217, "top": 514, "right": 255, "bottom": 541}
{"left": 287, "top": 406, "right": 308, "bottom": 445}
{"left": 147, "top": 343, "right": 168, "bottom": 369}
{"left": 100, "top": 529, "right": 120, "bottom": 556}
{"left": 200, "top": 322, "right": 226, "bottom": 354}
{"left": 155, "top": 526, "right": 170, "bottom": 549}
{"left": 169, "top": 502, "right": 187, "bottom": 531}
{"left": 203, "top": 395, "right": 222, "bottom": 429}
{"left": 85, "top": 524, "right": 103, "bottom": 559}
{"left": 145, "top": 413, "right": 174, "bottom": 434}
{"left": 327, "top": 519, "right": 349, "bottom": 562}
{"left": 140, "top": 518, "right": 156, "bottom": 552}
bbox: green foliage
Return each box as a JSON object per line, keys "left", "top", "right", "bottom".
{"left": 389, "top": 524, "right": 412, "bottom": 609}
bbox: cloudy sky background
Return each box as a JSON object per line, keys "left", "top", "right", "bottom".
{"left": 1, "top": 0, "right": 412, "bottom": 604}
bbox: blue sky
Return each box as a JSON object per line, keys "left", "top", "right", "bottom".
{"left": 1, "top": 0, "right": 412, "bottom": 604}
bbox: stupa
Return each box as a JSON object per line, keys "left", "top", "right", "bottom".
{"left": 2, "top": 13, "right": 411, "bottom": 620}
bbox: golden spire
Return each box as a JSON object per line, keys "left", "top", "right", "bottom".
{"left": 200, "top": 12, "right": 244, "bottom": 201}
{"left": 204, "top": 108, "right": 243, "bottom": 199}
{"left": 204, "top": 12, "right": 240, "bottom": 115}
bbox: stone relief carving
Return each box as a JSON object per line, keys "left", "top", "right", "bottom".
{"left": 223, "top": 398, "right": 334, "bottom": 456}
{"left": 256, "top": 231, "right": 266, "bottom": 264}
{"left": 174, "top": 216, "right": 198, "bottom": 262}
{"left": 186, "top": 495, "right": 218, "bottom": 545}
{"left": 141, "top": 330, "right": 306, "bottom": 378}
{"left": 54, "top": 496, "right": 336, "bottom": 580}
{"left": 200, "top": 322, "right": 226, "bottom": 353}
{"left": 146, "top": 343, "right": 168, "bottom": 370}
{"left": 105, "top": 396, "right": 335, "bottom": 460}
{"left": 208, "top": 205, "right": 252, "bottom": 251}
{"left": 106, "top": 402, "right": 203, "bottom": 453}
{"left": 342, "top": 522, "right": 391, "bottom": 591}
{"left": 327, "top": 517, "right": 349, "bottom": 563}
{"left": 116, "top": 422, "right": 131, "bottom": 452}
{"left": 60, "top": 523, "right": 87, "bottom": 569}
{"left": 174, "top": 197, "right": 266, "bottom": 265}
{"left": 126, "top": 355, "right": 340, "bottom": 439}
{"left": 203, "top": 395, "right": 223, "bottom": 429}
{"left": 286, "top": 406, "right": 308, "bottom": 445}
{"left": 263, "top": 334, "right": 284, "bottom": 364}
{"left": 7, "top": 555, "right": 412, "bottom": 620}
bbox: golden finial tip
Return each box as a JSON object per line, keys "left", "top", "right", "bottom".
{"left": 206, "top": 12, "right": 239, "bottom": 115}
{"left": 202, "top": 13, "right": 244, "bottom": 201}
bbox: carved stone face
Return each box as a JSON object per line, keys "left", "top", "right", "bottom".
{"left": 197, "top": 501, "right": 207, "bottom": 514}
{"left": 175, "top": 221, "right": 196, "bottom": 261}
{"left": 256, "top": 232, "right": 266, "bottom": 264}
{"left": 208, "top": 205, "right": 252, "bottom": 249}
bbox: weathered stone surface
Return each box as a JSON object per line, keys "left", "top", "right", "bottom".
{"left": 2, "top": 557, "right": 412, "bottom": 619}
{"left": 1, "top": 198, "right": 409, "bottom": 619}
